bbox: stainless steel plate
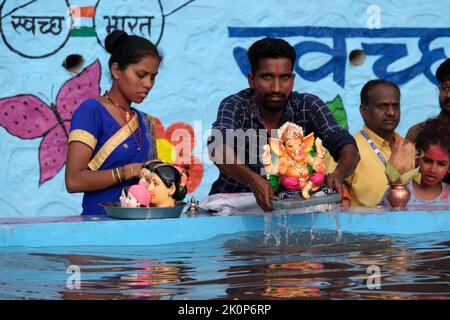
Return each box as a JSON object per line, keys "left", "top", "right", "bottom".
{"left": 102, "top": 202, "right": 186, "bottom": 220}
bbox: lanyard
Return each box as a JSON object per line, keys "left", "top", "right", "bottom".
{"left": 360, "top": 130, "right": 387, "bottom": 166}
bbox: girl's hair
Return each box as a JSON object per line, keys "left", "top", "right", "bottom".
{"left": 415, "top": 117, "right": 450, "bottom": 154}
{"left": 142, "top": 161, "right": 187, "bottom": 201}
{"left": 104, "top": 30, "right": 163, "bottom": 71}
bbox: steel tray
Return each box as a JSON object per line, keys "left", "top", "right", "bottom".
{"left": 102, "top": 202, "right": 186, "bottom": 220}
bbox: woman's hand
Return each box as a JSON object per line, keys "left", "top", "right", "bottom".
{"left": 66, "top": 141, "right": 147, "bottom": 192}
{"left": 124, "top": 162, "right": 145, "bottom": 180}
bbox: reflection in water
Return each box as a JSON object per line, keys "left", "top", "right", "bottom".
{"left": 219, "top": 233, "right": 450, "bottom": 299}
{"left": 0, "top": 231, "right": 449, "bottom": 299}
{"left": 57, "top": 256, "right": 195, "bottom": 300}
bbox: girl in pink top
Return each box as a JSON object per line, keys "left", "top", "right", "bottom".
{"left": 408, "top": 117, "right": 450, "bottom": 205}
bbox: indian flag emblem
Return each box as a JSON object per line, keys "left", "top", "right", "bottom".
{"left": 69, "top": 5, "right": 95, "bottom": 37}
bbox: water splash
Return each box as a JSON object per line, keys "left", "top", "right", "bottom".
{"left": 263, "top": 213, "right": 272, "bottom": 245}
{"left": 263, "top": 204, "right": 342, "bottom": 246}
{"left": 310, "top": 209, "right": 317, "bottom": 241}
{"left": 334, "top": 205, "right": 342, "bottom": 242}
{"left": 263, "top": 212, "right": 294, "bottom": 246}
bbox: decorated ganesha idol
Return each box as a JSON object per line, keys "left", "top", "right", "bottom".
{"left": 262, "top": 122, "right": 326, "bottom": 199}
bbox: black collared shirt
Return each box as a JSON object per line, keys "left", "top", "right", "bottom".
{"left": 208, "top": 88, "right": 356, "bottom": 194}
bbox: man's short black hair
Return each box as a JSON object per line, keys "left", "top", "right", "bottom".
{"left": 360, "top": 79, "right": 400, "bottom": 106}
{"left": 247, "top": 37, "right": 296, "bottom": 74}
{"left": 436, "top": 58, "right": 450, "bottom": 83}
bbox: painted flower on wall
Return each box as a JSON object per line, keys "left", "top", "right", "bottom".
{"left": 153, "top": 117, "right": 203, "bottom": 193}
{"left": 0, "top": 60, "right": 101, "bottom": 184}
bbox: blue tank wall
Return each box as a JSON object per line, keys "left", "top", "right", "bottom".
{"left": 0, "top": 0, "right": 449, "bottom": 217}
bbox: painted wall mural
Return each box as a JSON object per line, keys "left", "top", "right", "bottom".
{"left": 231, "top": 26, "right": 449, "bottom": 87}
{"left": 0, "top": 0, "right": 449, "bottom": 216}
{"left": 0, "top": 60, "right": 101, "bottom": 184}
{"left": 0, "top": 0, "right": 194, "bottom": 58}
{"left": 0, "top": 59, "right": 203, "bottom": 191}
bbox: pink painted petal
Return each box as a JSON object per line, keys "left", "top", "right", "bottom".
{"left": 39, "top": 124, "right": 68, "bottom": 184}
{"left": 56, "top": 60, "right": 101, "bottom": 121}
{"left": 165, "top": 122, "right": 195, "bottom": 164}
{"left": 0, "top": 95, "right": 56, "bottom": 139}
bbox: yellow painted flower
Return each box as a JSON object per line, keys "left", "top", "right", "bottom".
{"left": 153, "top": 117, "right": 203, "bottom": 193}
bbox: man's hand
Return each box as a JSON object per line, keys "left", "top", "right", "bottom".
{"left": 212, "top": 144, "right": 277, "bottom": 212}
{"left": 326, "top": 170, "right": 345, "bottom": 196}
{"left": 389, "top": 136, "right": 416, "bottom": 173}
{"left": 248, "top": 174, "right": 277, "bottom": 212}
{"left": 327, "top": 144, "right": 360, "bottom": 196}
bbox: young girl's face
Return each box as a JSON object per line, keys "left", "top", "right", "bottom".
{"left": 419, "top": 144, "right": 450, "bottom": 187}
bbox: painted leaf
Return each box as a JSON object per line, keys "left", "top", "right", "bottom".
{"left": 56, "top": 60, "right": 101, "bottom": 128}
{"left": 326, "top": 95, "right": 348, "bottom": 129}
{"left": 0, "top": 95, "right": 56, "bottom": 139}
{"left": 38, "top": 121, "right": 70, "bottom": 185}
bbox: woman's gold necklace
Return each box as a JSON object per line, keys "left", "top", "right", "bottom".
{"left": 104, "top": 91, "right": 142, "bottom": 152}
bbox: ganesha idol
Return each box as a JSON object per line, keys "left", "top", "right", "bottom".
{"left": 262, "top": 122, "right": 326, "bottom": 199}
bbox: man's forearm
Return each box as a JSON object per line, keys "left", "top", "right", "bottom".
{"left": 216, "top": 163, "right": 260, "bottom": 185}
{"left": 210, "top": 144, "right": 275, "bottom": 211}
{"left": 334, "top": 144, "right": 360, "bottom": 181}
{"left": 210, "top": 144, "right": 261, "bottom": 185}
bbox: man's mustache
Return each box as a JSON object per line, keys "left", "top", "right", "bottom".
{"left": 266, "top": 92, "right": 286, "bottom": 98}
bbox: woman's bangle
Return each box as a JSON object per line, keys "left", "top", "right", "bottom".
{"left": 112, "top": 169, "right": 118, "bottom": 184}
{"left": 113, "top": 165, "right": 135, "bottom": 183}
{"left": 114, "top": 167, "right": 122, "bottom": 183}
{"left": 120, "top": 166, "right": 125, "bottom": 182}
{"left": 129, "top": 164, "right": 134, "bottom": 179}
